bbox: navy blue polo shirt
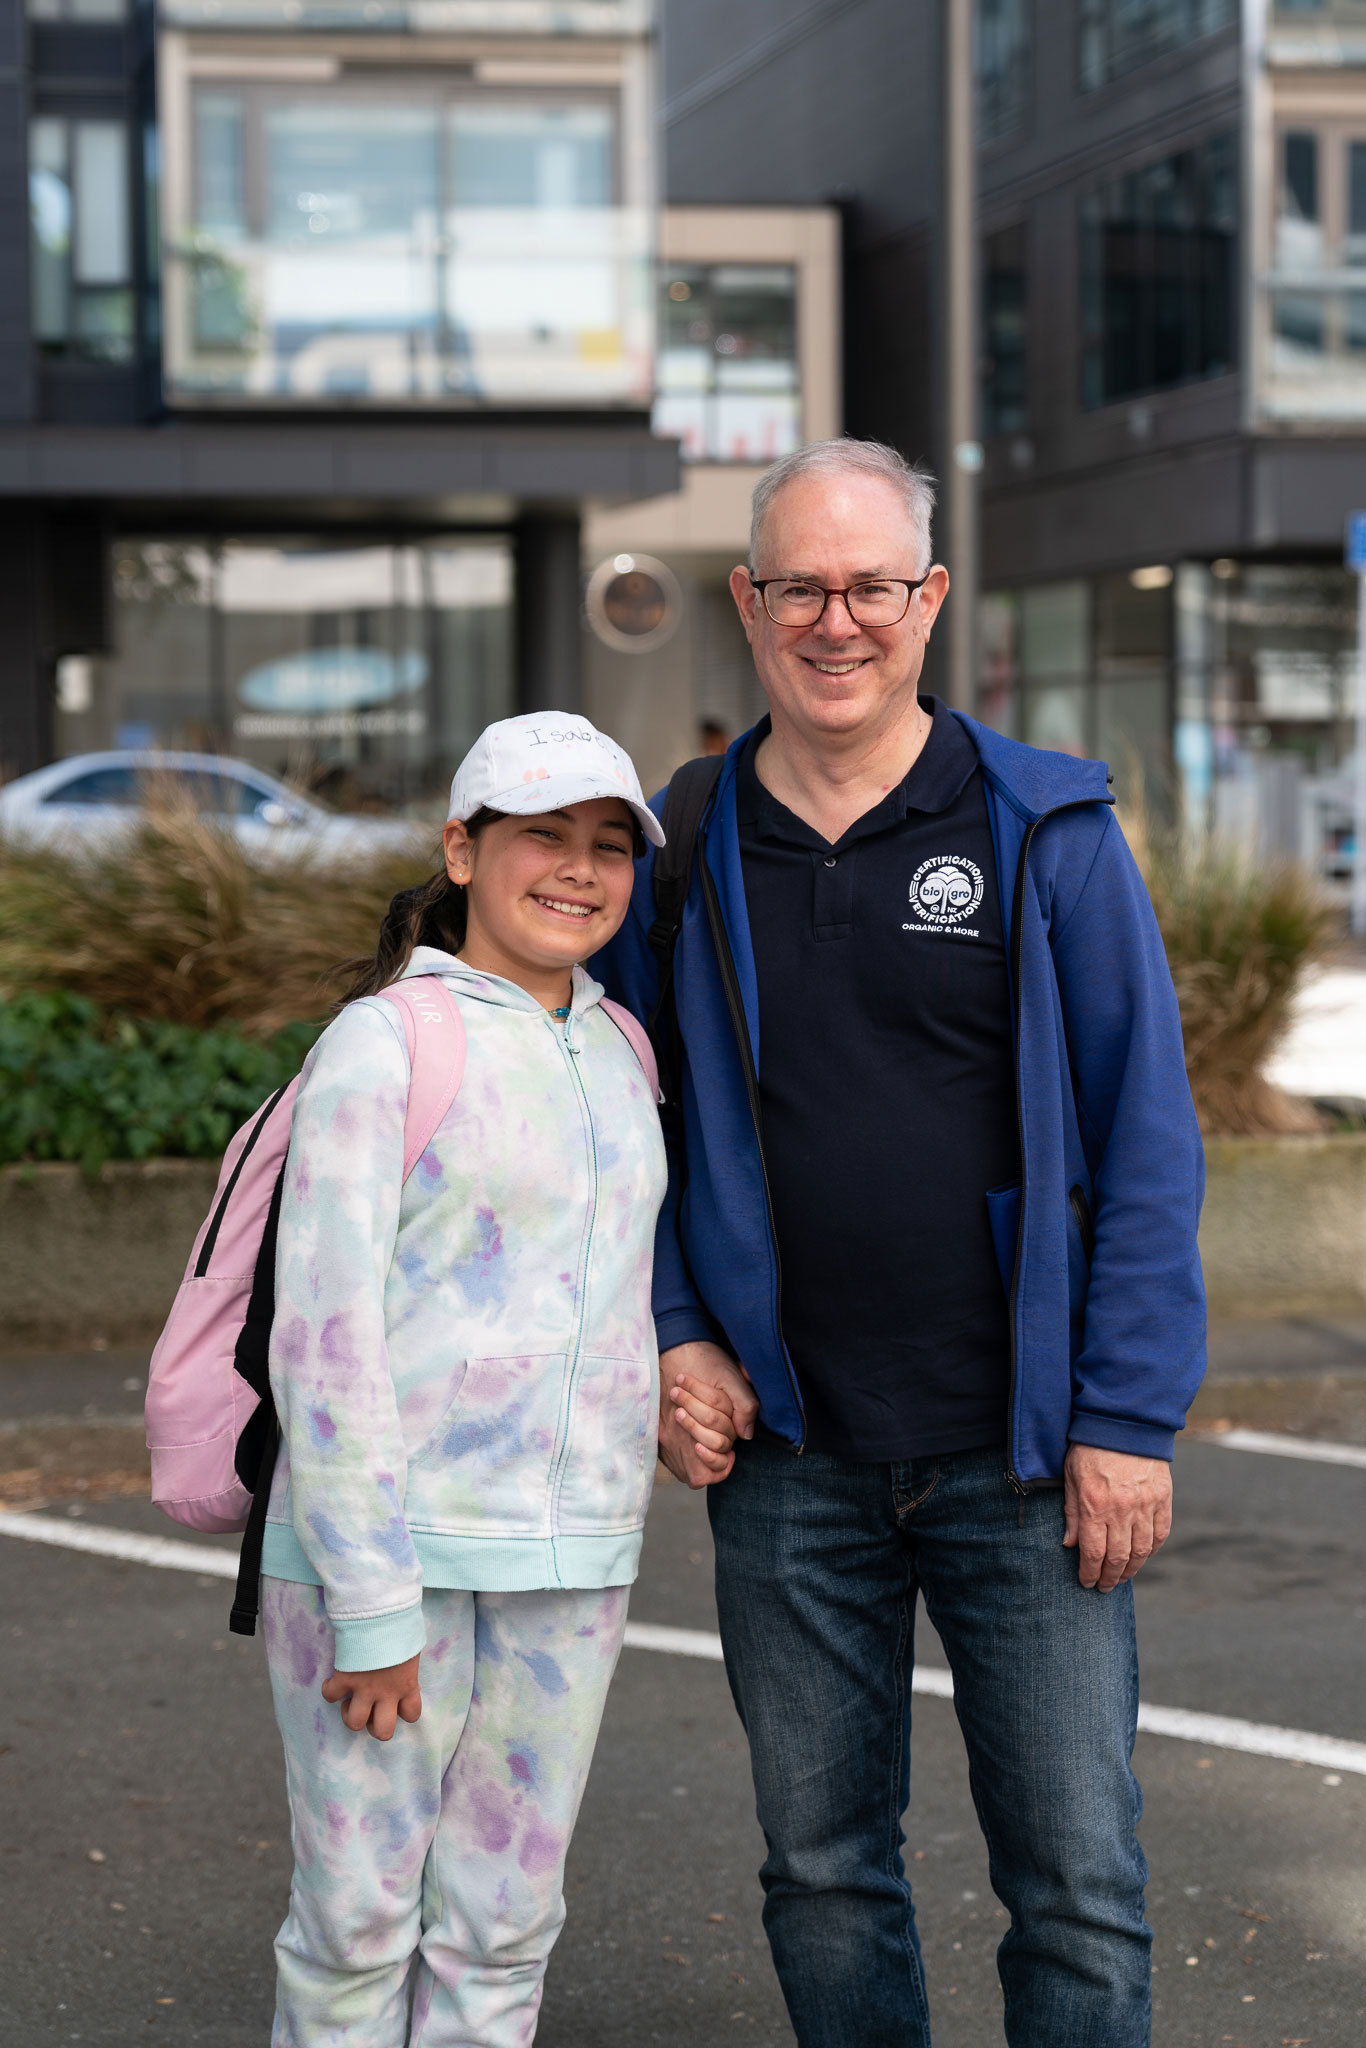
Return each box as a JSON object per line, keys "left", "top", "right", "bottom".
{"left": 737, "top": 700, "right": 1020, "bottom": 1462}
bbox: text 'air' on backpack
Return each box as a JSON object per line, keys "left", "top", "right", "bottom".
{"left": 143, "top": 976, "right": 659, "bottom": 1636}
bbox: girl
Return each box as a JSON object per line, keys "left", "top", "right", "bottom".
{"left": 259, "top": 713, "right": 738, "bottom": 2046}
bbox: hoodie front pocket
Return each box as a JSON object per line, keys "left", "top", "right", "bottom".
{"left": 554, "top": 1353, "right": 655, "bottom": 1532}
{"left": 406, "top": 1353, "right": 567, "bottom": 1535}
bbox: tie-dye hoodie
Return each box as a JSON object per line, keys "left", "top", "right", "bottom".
{"left": 261, "top": 947, "right": 667, "bottom": 1672}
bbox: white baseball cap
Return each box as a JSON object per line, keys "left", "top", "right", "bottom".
{"left": 447, "top": 713, "right": 665, "bottom": 848}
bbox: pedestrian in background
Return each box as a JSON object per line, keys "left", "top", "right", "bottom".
{"left": 259, "top": 714, "right": 739, "bottom": 2046}
{"left": 598, "top": 438, "right": 1206, "bottom": 2048}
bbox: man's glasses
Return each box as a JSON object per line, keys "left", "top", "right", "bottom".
{"left": 748, "top": 575, "right": 928, "bottom": 628}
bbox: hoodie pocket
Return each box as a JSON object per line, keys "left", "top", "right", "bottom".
{"left": 406, "top": 1353, "right": 566, "bottom": 1535}
{"left": 554, "top": 1354, "right": 655, "bottom": 1533}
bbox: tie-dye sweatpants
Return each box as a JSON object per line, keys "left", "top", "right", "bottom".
{"left": 262, "top": 1576, "right": 629, "bottom": 2048}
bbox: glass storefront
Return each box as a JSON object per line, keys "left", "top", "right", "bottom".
{"left": 980, "top": 560, "right": 1360, "bottom": 897}
{"left": 55, "top": 537, "right": 513, "bottom": 812}
{"left": 977, "top": 572, "right": 1173, "bottom": 813}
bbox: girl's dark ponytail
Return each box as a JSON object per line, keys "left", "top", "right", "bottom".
{"left": 338, "top": 807, "right": 499, "bottom": 1006}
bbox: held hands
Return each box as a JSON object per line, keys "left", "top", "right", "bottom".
{"left": 658, "top": 1341, "right": 760, "bottom": 1488}
{"left": 321, "top": 1654, "right": 423, "bottom": 1741}
{"left": 1062, "top": 1444, "right": 1173, "bottom": 1593}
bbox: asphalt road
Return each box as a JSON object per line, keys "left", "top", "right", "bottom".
{"left": 1, "top": 1348, "right": 1363, "bottom": 2048}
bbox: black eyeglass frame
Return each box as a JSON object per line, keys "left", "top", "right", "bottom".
{"left": 747, "top": 574, "right": 930, "bottom": 627}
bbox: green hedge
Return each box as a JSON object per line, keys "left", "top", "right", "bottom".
{"left": 0, "top": 992, "right": 321, "bottom": 1176}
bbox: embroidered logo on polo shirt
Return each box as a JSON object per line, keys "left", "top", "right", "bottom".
{"left": 903, "top": 855, "right": 984, "bottom": 936}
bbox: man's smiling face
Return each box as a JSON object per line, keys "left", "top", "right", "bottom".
{"left": 729, "top": 470, "right": 948, "bottom": 744}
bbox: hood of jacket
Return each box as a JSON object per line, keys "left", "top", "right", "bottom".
{"left": 400, "top": 945, "right": 607, "bottom": 1019}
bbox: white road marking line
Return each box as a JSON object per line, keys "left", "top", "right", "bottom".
{"left": 0, "top": 1512, "right": 238, "bottom": 1576}
{"left": 4, "top": 1512, "right": 1364, "bottom": 1776}
{"left": 1203, "top": 1428, "right": 1366, "bottom": 1471}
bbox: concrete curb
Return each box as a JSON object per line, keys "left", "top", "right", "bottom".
{"left": 2, "top": 1136, "right": 1364, "bottom": 1346}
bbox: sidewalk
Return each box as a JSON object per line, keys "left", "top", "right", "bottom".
{"left": 1267, "top": 964, "right": 1366, "bottom": 1106}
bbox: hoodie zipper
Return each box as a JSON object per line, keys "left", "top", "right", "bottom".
{"left": 1002, "top": 795, "right": 1111, "bottom": 1495}
{"left": 545, "top": 1004, "right": 600, "bottom": 1579}
{"left": 698, "top": 845, "right": 806, "bottom": 1450}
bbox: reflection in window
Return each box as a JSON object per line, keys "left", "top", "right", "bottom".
{"left": 654, "top": 264, "right": 799, "bottom": 463}
{"left": 1081, "top": 132, "right": 1236, "bottom": 408}
{"left": 1079, "top": 0, "right": 1235, "bottom": 92}
{"left": 450, "top": 103, "right": 612, "bottom": 208}
{"left": 978, "top": 0, "right": 1030, "bottom": 147}
{"left": 175, "top": 83, "right": 637, "bottom": 402}
{"left": 983, "top": 224, "right": 1027, "bottom": 435}
{"left": 59, "top": 539, "right": 513, "bottom": 810}
{"left": 29, "top": 116, "right": 135, "bottom": 363}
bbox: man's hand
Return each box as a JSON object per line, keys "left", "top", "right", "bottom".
{"left": 658, "top": 1341, "right": 759, "bottom": 1488}
{"left": 1063, "top": 1444, "right": 1173, "bottom": 1593}
{"left": 320, "top": 1654, "right": 423, "bottom": 1741}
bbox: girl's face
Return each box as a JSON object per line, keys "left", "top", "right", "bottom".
{"left": 441, "top": 799, "right": 638, "bottom": 1001}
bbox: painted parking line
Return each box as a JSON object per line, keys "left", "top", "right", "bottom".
{"left": 1202, "top": 1428, "right": 1366, "bottom": 1471}
{"left": 4, "top": 1511, "right": 1365, "bottom": 1778}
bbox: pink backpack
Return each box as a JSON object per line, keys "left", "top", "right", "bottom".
{"left": 143, "top": 975, "right": 658, "bottom": 1635}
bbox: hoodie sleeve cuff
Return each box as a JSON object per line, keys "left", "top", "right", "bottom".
{"left": 330, "top": 1600, "right": 426, "bottom": 1673}
{"left": 1067, "top": 1416, "right": 1176, "bottom": 1463}
{"left": 655, "top": 1307, "right": 729, "bottom": 1357}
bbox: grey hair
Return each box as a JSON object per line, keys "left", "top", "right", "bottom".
{"left": 749, "top": 437, "right": 938, "bottom": 576}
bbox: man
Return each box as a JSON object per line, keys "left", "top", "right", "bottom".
{"left": 597, "top": 438, "right": 1205, "bottom": 2048}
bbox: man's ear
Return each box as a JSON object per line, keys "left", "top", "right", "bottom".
{"left": 729, "top": 564, "right": 760, "bottom": 643}
{"left": 917, "top": 565, "right": 951, "bottom": 637}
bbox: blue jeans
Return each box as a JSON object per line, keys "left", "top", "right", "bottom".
{"left": 707, "top": 1439, "right": 1150, "bottom": 2048}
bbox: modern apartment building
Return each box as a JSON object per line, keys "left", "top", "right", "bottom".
{"left": 1, "top": 0, "right": 679, "bottom": 807}
{"left": 663, "top": 0, "right": 1366, "bottom": 888}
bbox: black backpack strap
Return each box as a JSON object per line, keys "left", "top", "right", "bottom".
{"left": 647, "top": 754, "right": 724, "bottom": 1109}
{"left": 227, "top": 1162, "right": 287, "bottom": 1638}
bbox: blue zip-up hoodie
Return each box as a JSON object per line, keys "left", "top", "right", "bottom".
{"left": 595, "top": 710, "right": 1206, "bottom": 1484}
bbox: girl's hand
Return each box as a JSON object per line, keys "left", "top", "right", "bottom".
{"left": 321, "top": 1654, "right": 423, "bottom": 1741}
{"left": 668, "top": 1372, "right": 746, "bottom": 1477}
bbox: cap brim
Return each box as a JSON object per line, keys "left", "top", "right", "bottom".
{"left": 461, "top": 772, "right": 666, "bottom": 848}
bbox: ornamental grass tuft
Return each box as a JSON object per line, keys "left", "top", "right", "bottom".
{"left": 0, "top": 794, "right": 435, "bottom": 1037}
{"left": 1122, "top": 809, "right": 1335, "bottom": 1136}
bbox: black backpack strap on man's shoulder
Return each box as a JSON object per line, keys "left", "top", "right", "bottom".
{"left": 647, "top": 754, "right": 723, "bottom": 1109}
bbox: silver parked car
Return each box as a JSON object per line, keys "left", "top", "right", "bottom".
{"left": 0, "top": 751, "right": 429, "bottom": 862}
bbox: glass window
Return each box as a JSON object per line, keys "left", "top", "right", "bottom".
{"left": 195, "top": 93, "right": 247, "bottom": 239}
{"left": 29, "top": 115, "right": 134, "bottom": 363}
{"left": 28, "top": 0, "right": 126, "bottom": 18}
{"left": 978, "top": 0, "right": 1030, "bottom": 147}
{"left": 450, "top": 102, "right": 612, "bottom": 208}
{"left": 983, "top": 223, "right": 1028, "bottom": 435}
{"left": 57, "top": 539, "right": 513, "bottom": 813}
{"left": 1079, "top": 0, "right": 1236, "bottom": 93}
{"left": 44, "top": 766, "right": 141, "bottom": 806}
{"left": 654, "top": 263, "right": 799, "bottom": 463}
{"left": 169, "top": 81, "right": 643, "bottom": 404}
{"left": 1081, "top": 132, "right": 1236, "bottom": 407}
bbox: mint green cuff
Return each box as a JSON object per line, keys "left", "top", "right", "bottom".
{"left": 330, "top": 1602, "right": 426, "bottom": 1673}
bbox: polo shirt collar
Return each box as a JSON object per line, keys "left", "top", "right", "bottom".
{"left": 736, "top": 696, "right": 979, "bottom": 845}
